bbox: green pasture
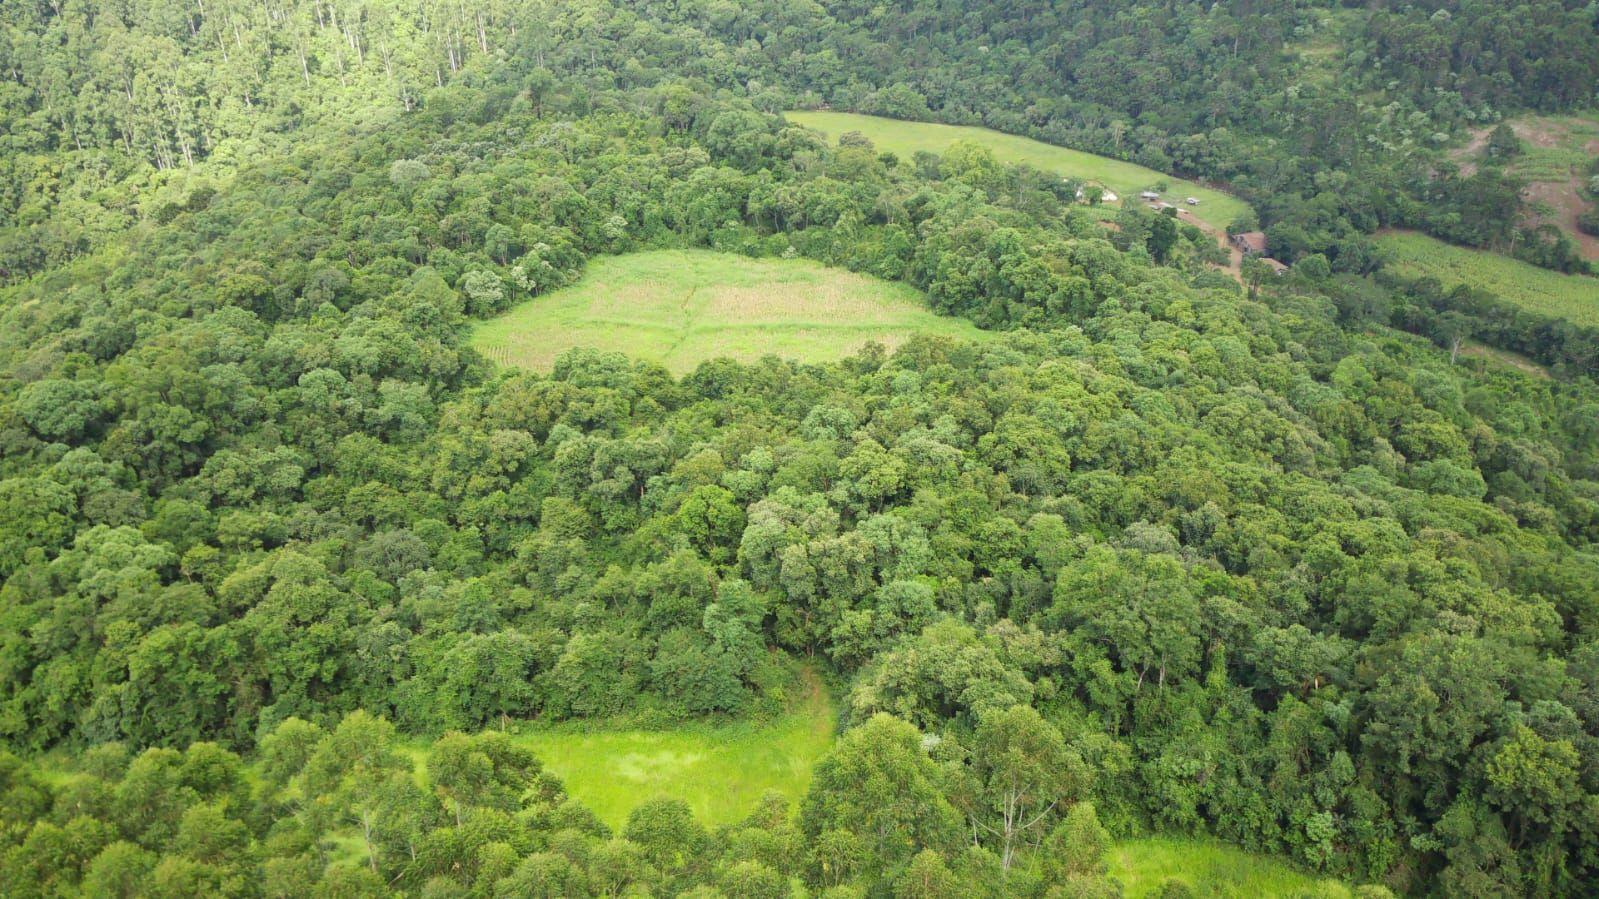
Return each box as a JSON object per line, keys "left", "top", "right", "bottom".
{"left": 470, "top": 249, "right": 990, "bottom": 374}
{"left": 508, "top": 692, "right": 836, "bottom": 831}
{"left": 392, "top": 671, "right": 837, "bottom": 832}
{"left": 786, "top": 109, "right": 1254, "bottom": 229}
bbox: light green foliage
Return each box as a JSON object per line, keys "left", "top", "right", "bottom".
{"left": 1107, "top": 837, "right": 1356, "bottom": 898}
{"left": 960, "top": 705, "right": 1086, "bottom": 870}
{"left": 787, "top": 111, "right": 1254, "bottom": 229}
{"left": 849, "top": 620, "right": 1032, "bottom": 729}
{"left": 471, "top": 250, "right": 990, "bottom": 374}
{"left": 798, "top": 714, "right": 963, "bottom": 884}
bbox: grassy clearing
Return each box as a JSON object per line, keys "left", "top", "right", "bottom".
{"left": 1377, "top": 229, "right": 1599, "bottom": 328}
{"left": 28, "top": 690, "right": 1355, "bottom": 890}
{"left": 1458, "top": 112, "right": 1598, "bottom": 181}
{"left": 786, "top": 110, "right": 1254, "bottom": 230}
{"left": 513, "top": 693, "right": 835, "bottom": 830}
{"left": 1290, "top": 8, "right": 1363, "bottom": 90}
{"left": 1109, "top": 837, "right": 1354, "bottom": 898}
{"left": 396, "top": 670, "right": 837, "bottom": 832}
{"left": 471, "top": 249, "right": 990, "bottom": 374}
{"left": 1456, "top": 113, "right": 1599, "bottom": 260}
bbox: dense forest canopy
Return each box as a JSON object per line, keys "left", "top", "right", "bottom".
{"left": 2, "top": 1, "right": 1599, "bottom": 897}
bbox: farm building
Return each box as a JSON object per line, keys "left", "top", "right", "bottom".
{"left": 1139, "top": 190, "right": 1161, "bottom": 200}
{"left": 1185, "top": 197, "right": 1200, "bottom": 205}
{"left": 1072, "top": 183, "right": 1119, "bottom": 204}
{"left": 1262, "top": 258, "right": 1290, "bottom": 276}
{"left": 1232, "top": 231, "right": 1268, "bottom": 255}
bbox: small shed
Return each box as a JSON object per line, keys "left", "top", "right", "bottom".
{"left": 1185, "top": 197, "right": 1200, "bottom": 205}
{"left": 1262, "top": 258, "right": 1290, "bottom": 276}
{"left": 1139, "top": 190, "right": 1161, "bottom": 201}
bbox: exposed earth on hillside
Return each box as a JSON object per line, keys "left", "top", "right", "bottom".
{"left": 1457, "top": 116, "right": 1599, "bottom": 260}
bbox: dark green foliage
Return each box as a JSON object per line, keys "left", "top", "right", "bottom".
{"left": 799, "top": 714, "right": 963, "bottom": 884}
{"left": 0, "top": 2, "right": 1597, "bottom": 896}
{"left": 1486, "top": 125, "right": 1525, "bottom": 161}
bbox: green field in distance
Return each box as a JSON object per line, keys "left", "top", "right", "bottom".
{"left": 787, "top": 109, "right": 1254, "bottom": 229}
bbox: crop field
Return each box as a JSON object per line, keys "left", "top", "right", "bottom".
{"left": 1458, "top": 112, "right": 1599, "bottom": 260}
{"left": 1109, "top": 837, "right": 1353, "bottom": 898}
{"left": 786, "top": 110, "right": 1254, "bottom": 229}
{"left": 471, "top": 249, "right": 990, "bottom": 374}
{"left": 1506, "top": 113, "right": 1599, "bottom": 182}
{"left": 1377, "top": 229, "right": 1599, "bottom": 328}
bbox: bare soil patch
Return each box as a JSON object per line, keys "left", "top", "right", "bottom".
{"left": 1455, "top": 116, "right": 1598, "bottom": 260}
{"left": 1525, "top": 177, "right": 1599, "bottom": 261}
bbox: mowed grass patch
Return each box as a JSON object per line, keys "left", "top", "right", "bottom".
{"left": 471, "top": 249, "right": 990, "bottom": 374}
{"left": 787, "top": 110, "right": 1253, "bottom": 229}
{"left": 1108, "top": 837, "right": 1354, "bottom": 898}
{"left": 1377, "top": 229, "right": 1599, "bottom": 328}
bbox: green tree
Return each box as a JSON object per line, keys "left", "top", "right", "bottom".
{"left": 959, "top": 705, "right": 1086, "bottom": 870}
{"left": 799, "top": 714, "right": 962, "bottom": 884}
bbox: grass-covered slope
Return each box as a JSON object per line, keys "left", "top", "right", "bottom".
{"left": 471, "top": 249, "right": 991, "bottom": 373}
{"left": 787, "top": 110, "right": 1253, "bottom": 230}
{"left": 1378, "top": 229, "right": 1599, "bottom": 327}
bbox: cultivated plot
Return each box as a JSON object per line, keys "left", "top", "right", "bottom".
{"left": 1377, "top": 229, "right": 1599, "bottom": 328}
